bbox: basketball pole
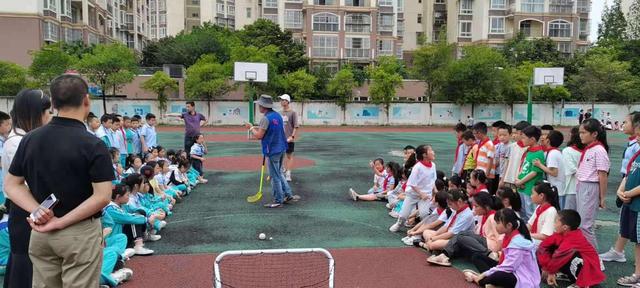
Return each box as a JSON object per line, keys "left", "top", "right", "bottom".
{"left": 527, "top": 75, "right": 533, "bottom": 123}
{"left": 248, "top": 79, "right": 255, "bottom": 125}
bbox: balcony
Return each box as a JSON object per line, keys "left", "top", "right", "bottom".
{"left": 345, "top": 48, "right": 370, "bottom": 59}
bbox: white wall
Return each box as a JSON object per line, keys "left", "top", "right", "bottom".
{"left": 0, "top": 0, "right": 39, "bottom": 14}
{"left": 0, "top": 97, "right": 632, "bottom": 126}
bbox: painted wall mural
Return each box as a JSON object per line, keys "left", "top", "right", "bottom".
{"left": 391, "top": 105, "right": 422, "bottom": 120}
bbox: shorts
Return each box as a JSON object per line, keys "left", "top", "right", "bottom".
{"left": 620, "top": 204, "right": 640, "bottom": 243}
{"left": 286, "top": 142, "right": 295, "bottom": 154}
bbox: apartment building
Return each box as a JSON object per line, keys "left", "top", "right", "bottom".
{"left": 622, "top": 0, "right": 633, "bottom": 18}
{"left": 147, "top": 0, "right": 239, "bottom": 40}
{"left": 0, "top": 0, "right": 150, "bottom": 66}
{"left": 403, "top": 0, "right": 591, "bottom": 57}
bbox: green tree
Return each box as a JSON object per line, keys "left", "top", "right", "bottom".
{"left": 310, "top": 64, "right": 331, "bottom": 99}
{"left": 185, "top": 54, "right": 233, "bottom": 115}
{"left": 627, "top": 0, "right": 640, "bottom": 39}
{"left": 76, "top": 43, "right": 138, "bottom": 113}
{"left": 240, "top": 19, "right": 308, "bottom": 74}
{"left": 619, "top": 40, "right": 640, "bottom": 76}
{"left": 141, "top": 71, "right": 178, "bottom": 116}
{"left": 442, "top": 45, "right": 507, "bottom": 109}
{"left": 282, "top": 69, "right": 317, "bottom": 102}
{"left": 327, "top": 67, "right": 356, "bottom": 110}
{"left": 598, "top": 0, "right": 628, "bottom": 47}
{"left": 368, "top": 56, "right": 403, "bottom": 120}
{"left": 502, "top": 33, "right": 561, "bottom": 65}
{"left": 569, "top": 51, "right": 634, "bottom": 105}
{"left": 61, "top": 41, "right": 94, "bottom": 60}
{"left": 0, "top": 61, "right": 29, "bottom": 96}
{"left": 411, "top": 40, "right": 455, "bottom": 124}
{"left": 29, "top": 43, "right": 77, "bottom": 87}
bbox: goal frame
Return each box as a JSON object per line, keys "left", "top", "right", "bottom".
{"left": 214, "top": 248, "right": 335, "bottom": 288}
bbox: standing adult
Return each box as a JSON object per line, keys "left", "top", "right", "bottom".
{"left": 169, "top": 101, "right": 206, "bottom": 153}
{"left": 246, "top": 95, "right": 299, "bottom": 208}
{"left": 278, "top": 94, "right": 299, "bottom": 182}
{"left": 1, "top": 89, "right": 52, "bottom": 288}
{"left": 5, "top": 75, "right": 114, "bottom": 287}
{"left": 579, "top": 109, "right": 584, "bottom": 125}
{"left": 585, "top": 109, "right": 592, "bottom": 121}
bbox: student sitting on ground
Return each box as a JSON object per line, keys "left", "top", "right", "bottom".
{"left": 124, "top": 155, "right": 143, "bottom": 176}
{"left": 468, "top": 169, "right": 489, "bottom": 197}
{"left": 124, "top": 172, "right": 166, "bottom": 236}
{"left": 386, "top": 168, "right": 407, "bottom": 213}
{"left": 427, "top": 192, "right": 502, "bottom": 267}
{"left": 402, "top": 191, "right": 452, "bottom": 246}
{"left": 419, "top": 189, "right": 475, "bottom": 252}
{"left": 169, "top": 159, "right": 193, "bottom": 195}
{"left": 350, "top": 158, "right": 386, "bottom": 198}
{"left": 109, "top": 147, "right": 123, "bottom": 184}
{"left": 463, "top": 208, "right": 540, "bottom": 287}
{"left": 527, "top": 182, "right": 560, "bottom": 245}
{"left": 497, "top": 187, "right": 522, "bottom": 217}
{"left": 538, "top": 209, "right": 605, "bottom": 288}
{"left": 448, "top": 174, "right": 463, "bottom": 190}
{"left": 351, "top": 162, "right": 401, "bottom": 201}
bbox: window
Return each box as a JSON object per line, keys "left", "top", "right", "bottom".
{"left": 549, "top": 20, "right": 571, "bottom": 37}
{"left": 263, "top": 14, "right": 278, "bottom": 23}
{"left": 378, "top": 0, "right": 393, "bottom": 6}
{"left": 246, "top": 7, "right": 251, "bottom": 18}
{"left": 417, "top": 13, "right": 422, "bottom": 24}
{"left": 61, "top": 0, "right": 72, "bottom": 16}
{"left": 579, "top": 18, "right": 589, "bottom": 33}
{"left": 151, "top": 27, "right": 157, "bottom": 36}
{"left": 378, "top": 13, "right": 394, "bottom": 31}
{"left": 64, "top": 28, "right": 72, "bottom": 42}
{"left": 490, "top": 0, "right": 506, "bottom": 9}
{"left": 459, "top": 21, "right": 471, "bottom": 37}
{"left": 557, "top": 42, "right": 571, "bottom": 53}
{"left": 521, "top": 0, "right": 544, "bottom": 13}
{"left": 286, "top": 0, "right": 303, "bottom": 2}
{"left": 264, "top": 0, "right": 277, "bottom": 8}
{"left": 398, "top": 0, "right": 404, "bottom": 12}
{"left": 345, "top": 37, "right": 370, "bottom": 58}
{"left": 228, "top": 5, "right": 235, "bottom": 15}
{"left": 314, "top": 0, "right": 336, "bottom": 5}
{"left": 312, "top": 35, "right": 338, "bottom": 57}
{"left": 43, "top": 21, "right": 59, "bottom": 42}
{"left": 150, "top": 15, "right": 157, "bottom": 25}
{"left": 72, "top": 29, "right": 82, "bottom": 42}
{"left": 489, "top": 17, "right": 505, "bottom": 33}
{"left": 159, "top": 27, "right": 167, "bottom": 37}
{"left": 549, "top": 0, "right": 574, "bottom": 13}
{"left": 396, "top": 45, "right": 403, "bottom": 59}
{"left": 460, "top": 0, "right": 472, "bottom": 14}
{"left": 313, "top": 13, "right": 339, "bottom": 32}
{"left": 345, "top": 13, "right": 371, "bottom": 33}
{"left": 397, "top": 20, "right": 404, "bottom": 36}
{"left": 159, "top": 0, "right": 166, "bottom": 11}
{"left": 159, "top": 14, "right": 166, "bottom": 24}
{"left": 44, "top": 0, "right": 57, "bottom": 12}
{"left": 285, "top": 10, "right": 303, "bottom": 28}
{"left": 345, "top": 0, "right": 364, "bottom": 6}
{"left": 435, "top": 0, "right": 445, "bottom": 3}
{"left": 577, "top": 0, "right": 590, "bottom": 13}
{"left": 378, "top": 39, "right": 393, "bottom": 55}
{"left": 192, "top": 12, "right": 199, "bottom": 17}
{"left": 191, "top": 0, "right": 200, "bottom": 5}
{"left": 217, "top": 3, "right": 225, "bottom": 13}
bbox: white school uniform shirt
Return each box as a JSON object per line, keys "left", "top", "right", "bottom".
{"left": 562, "top": 147, "right": 581, "bottom": 196}
{"left": 406, "top": 162, "right": 436, "bottom": 198}
{"left": 445, "top": 207, "right": 475, "bottom": 234}
{"left": 545, "top": 149, "right": 566, "bottom": 196}
{"left": 503, "top": 142, "right": 527, "bottom": 184}
{"left": 527, "top": 205, "right": 558, "bottom": 245}
{"left": 374, "top": 170, "right": 387, "bottom": 188}
{"left": 1, "top": 129, "right": 25, "bottom": 199}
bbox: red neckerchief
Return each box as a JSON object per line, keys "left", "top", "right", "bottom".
{"left": 420, "top": 160, "right": 433, "bottom": 168}
{"left": 579, "top": 141, "right": 603, "bottom": 165}
{"left": 480, "top": 210, "right": 496, "bottom": 237}
{"left": 474, "top": 137, "right": 490, "bottom": 163}
{"left": 544, "top": 146, "right": 560, "bottom": 161}
{"left": 436, "top": 207, "right": 445, "bottom": 216}
{"left": 447, "top": 204, "right": 469, "bottom": 231}
{"left": 376, "top": 167, "right": 384, "bottom": 173}
{"left": 630, "top": 136, "right": 637, "bottom": 141}
{"left": 454, "top": 139, "right": 463, "bottom": 163}
{"left": 516, "top": 140, "right": 526, "bottom": 148}
{"left": 401, "top": 182, "right": 407, "bottom": 191}
{"left": 531, "top": 203, "right": 553, "bottom": 234}
{"left": 475, "top": 184, "right": 488, "bottom": 195}
{"left": 119, "top": 128, "right": 126, "bottom": 145}
{"left": 460, "top": 144, "right": 475, "bottom": 174}
{"left": 383, "top": 174, "right": 393, "bottom": 190}
{"left": 519, "top": 145, "right": 544, "bottom": 172}
{"left": 627, "top": 148, "right": 640, "bottom": 175}
{"left": 492, "top": 137, "right": 500, "bottom": 145}
{"left": 499, "top": 230, "right": 520, "bottom": 264}
{"left": 570, "top": 145, "right": 583, "bottom": 153}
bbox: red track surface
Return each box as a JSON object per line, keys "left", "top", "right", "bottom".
{"left": 121, "top": 247, "right": 476, "bottom": 288}
{"left": 204, "top": 155, "right": 316, "bottom": 171}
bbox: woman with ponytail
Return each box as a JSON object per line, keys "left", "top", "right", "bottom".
{"left": 463, "top": 208, "right": 540, "bottom": 288}
{"left": 576, "top": 118, "right": 610, "bottom": 248}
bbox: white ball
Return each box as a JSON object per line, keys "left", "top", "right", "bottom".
{"left": 258, "top": 233, "right": 266, "bottom": 240}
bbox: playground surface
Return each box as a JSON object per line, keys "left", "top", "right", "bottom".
{"left": 111, "top": 125, "right": 630, "bottom": 288}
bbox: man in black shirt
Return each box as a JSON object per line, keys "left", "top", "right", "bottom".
{"left": 5, "top": 74, "right": 113, "bottom": 287}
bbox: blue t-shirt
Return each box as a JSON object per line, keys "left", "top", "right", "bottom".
{"left": 140, "top": 124, "right": 157, "bottom": 149}
{"left": 622, "top": 139, "right": 640, "bottom": 175}
{"left": 259, "top": 111, "right": 287, "bottom": 157}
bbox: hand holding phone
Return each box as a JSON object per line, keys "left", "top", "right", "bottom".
{"left": 30, "top": 194, "right": 57, "bottom": 224}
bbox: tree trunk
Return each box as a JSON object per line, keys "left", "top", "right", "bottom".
{"left": 101, "top": 85, "right": 107, "bottom": 115}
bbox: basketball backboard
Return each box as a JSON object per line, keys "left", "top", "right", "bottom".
{"left": 234, "top": 62, "right": 268, "bottom": 83}
{"left": 534, "top": 68, "right": 564, "bottom": 86}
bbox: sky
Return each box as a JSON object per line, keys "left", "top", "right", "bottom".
{"left": 591, "top": 0, "right": 606, "bottom": 42}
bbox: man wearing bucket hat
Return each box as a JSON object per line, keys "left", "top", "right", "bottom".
{"left": 247, "top": 95, "right": 300, "bottom": 208}
{"left": 278, "top": 94, "right": 299, "bottom": 182}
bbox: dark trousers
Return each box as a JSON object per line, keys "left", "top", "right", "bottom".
{"left": 191, "top": 158, "right": 203, "bottom": 176}
{"left": 4, "top": 200, "right": 33, "bottom": 288}
{"left": 444, "top": 231, "right": 489, "bottom": 258}
{"left": 471, "top": 252, "right": 499, "bottom": 273}
{"left": 558, "top": 252, "right": 583, "bottom": 284}
{"left": 478, "top": 271, "right": 517, "bottom": 287}
{"left": 184, "top": 135, "right": 195, "bottom": 155}
{"left": 489, "top": 175, "right": 500, "bottom": 195}
{"left": 122, "top": 223, "right": 147, "bottom": 248}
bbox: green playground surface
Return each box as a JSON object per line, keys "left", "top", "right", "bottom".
{"left": 145, "top": 126, "right": 635, "bottom": 287}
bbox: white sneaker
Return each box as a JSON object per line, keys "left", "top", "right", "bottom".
{"left": 159, "top": 220, "right": 167, "bottom": 229}
{"left": 389, "top": 222, "right": 401, "bottom": 232}
{"left": 134, "top": 246, "right": 154, "bottom": 256}
{"left": 111, "top": 268, "right": 133, "bottom": 284}
{"left": 388, "top": 211, "right": 399, "bottom": 218}
{"left": 349, "top": 188, "right": 358, "bottom": 201}
{"left": 403, "top": 236, "right": 417, "bottom": 246}
{"left": 599, "top": 247, "right": 627, "bottom": 262}
{"left": 145, "top": 233, "right": 162, "bottom": 242}
{"left": 386, "top": 203, "right": 392, "bottom": 209}
{"left": 121, "top": 248, "right": 136, "bottom": 260}
{"left": 285, "top": 170, "right": 292, "bottom": 182}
